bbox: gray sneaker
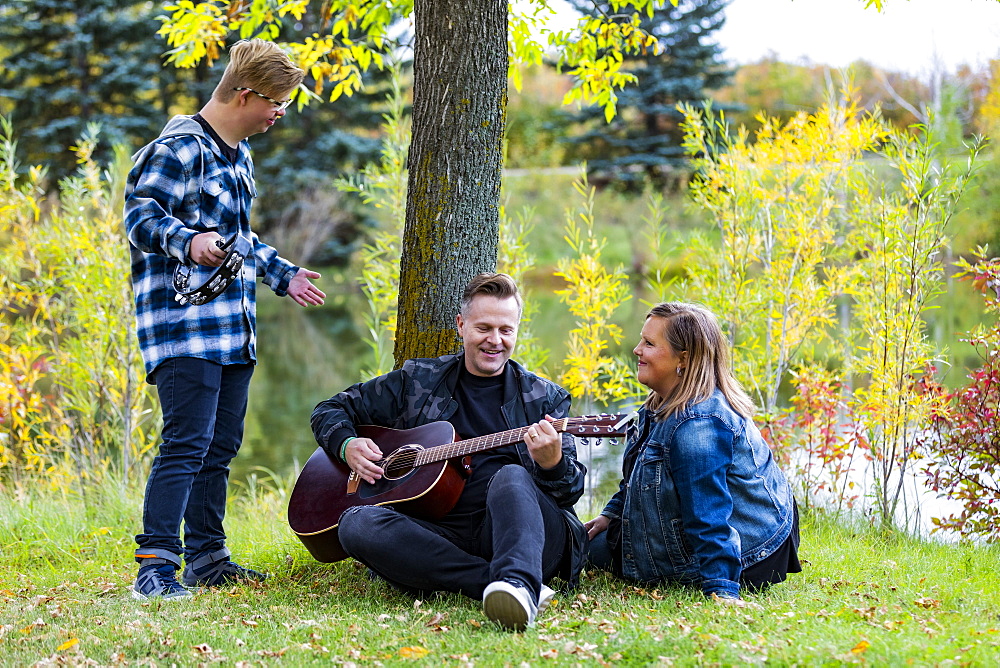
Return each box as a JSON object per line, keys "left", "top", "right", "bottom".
{"left": 132, "top": 563, "right": 192, "bottom": 600}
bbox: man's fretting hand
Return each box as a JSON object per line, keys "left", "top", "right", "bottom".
{"left": 524, "top": 416, "right": 562, "bottom": 470}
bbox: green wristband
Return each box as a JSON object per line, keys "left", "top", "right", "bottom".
{"left": 339, "top": 436, "right": 356, "bottom": 461}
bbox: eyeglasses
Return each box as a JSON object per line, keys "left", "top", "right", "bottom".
{"left": 233, "top": 87, "right": 293, "bottom": 111}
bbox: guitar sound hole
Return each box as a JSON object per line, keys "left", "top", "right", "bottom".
{"left": 381, "top": 445, "right": 422, "bottom": 480}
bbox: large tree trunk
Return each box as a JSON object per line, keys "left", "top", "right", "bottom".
{"left": 393, "top": 0, "right": 507, "bottom": 366}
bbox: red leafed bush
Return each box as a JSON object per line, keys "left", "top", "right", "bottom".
{"left": 921, "top": 253, "right": 1000, "bottom": 542}
{"left": 766, "top": 364, "right": 863, "bottom": 511}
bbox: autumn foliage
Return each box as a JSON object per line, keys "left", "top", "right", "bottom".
{"left": 0, "top": 120, "right": 157, "bottom": 489}
{"left": 920, "top": 253, "right": 1000, "bottom": 542}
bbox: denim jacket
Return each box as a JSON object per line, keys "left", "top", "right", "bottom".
{"left": 602, "top": 389, "right": 794, "bottom": 598}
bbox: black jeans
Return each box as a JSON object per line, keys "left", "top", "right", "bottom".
{"left": 338, "top": 464, "right": 568, "bottom": 601}
{"left": 588, "top": 500, "right": 802, "bottom": 593}
{"left": 135, "top": 357, "right": 253, "bottom": 564}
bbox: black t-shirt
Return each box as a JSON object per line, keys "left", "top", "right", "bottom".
{"left": 192, "top": 113, "right": 239, "bottom": 165}
{"left": 436, "top": 365, "right": 521, "bottom": 533}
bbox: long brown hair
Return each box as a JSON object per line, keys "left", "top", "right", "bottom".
{"left": 642, "top": 302, "right": 756, "bottom": 419}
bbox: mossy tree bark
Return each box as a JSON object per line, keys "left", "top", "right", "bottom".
{"left": 394, "top": 0, "right": 507, "bottom": 367}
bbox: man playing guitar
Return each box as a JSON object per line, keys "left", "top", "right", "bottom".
{"left": 310, "top": 273, "right": 587, "bottom": 631}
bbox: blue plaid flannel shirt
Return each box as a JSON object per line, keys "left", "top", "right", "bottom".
{"left": 124, "top": 115, "right": 298, "bottom": 380}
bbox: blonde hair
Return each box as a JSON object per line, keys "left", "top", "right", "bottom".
{"left": 642, "top": 302, "right": 756, "bottom": 419}
{"left": 214, "top": 39, "right": 304, "bottom": 102}
{"left": 460, "top": 272, "right": 523, "bottom": 317}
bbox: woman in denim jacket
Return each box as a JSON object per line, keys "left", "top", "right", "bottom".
{"left": 586, "top": 302, "right": 800, "bottom": 602}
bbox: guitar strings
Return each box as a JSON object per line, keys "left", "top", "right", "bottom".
{"left": 374, "top": 416, "right": 621, "bottom": 474}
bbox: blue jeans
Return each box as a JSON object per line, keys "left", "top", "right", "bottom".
{"left": 337, "top": 465, "right": 568, "bottom": 601}
{"left": 135, "top": 357, "right": 253, "bottom": 564}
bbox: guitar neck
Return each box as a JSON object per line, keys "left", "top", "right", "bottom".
{"left": 414, "top": 418, "right": 569, "bottom": 467}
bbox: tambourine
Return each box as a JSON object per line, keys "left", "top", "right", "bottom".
{"left": 172, "top": 234, "right": 251, "bottom": 306}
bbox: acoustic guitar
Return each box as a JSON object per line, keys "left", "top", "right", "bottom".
{"left": 287, "top": 415, "right": 630, "bottom": 562}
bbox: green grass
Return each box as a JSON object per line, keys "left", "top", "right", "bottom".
{"left": 3, "top": 482, "right": 1000, "bottom": 666}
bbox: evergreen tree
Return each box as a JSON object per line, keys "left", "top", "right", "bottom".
{"left": 563, "top": 0, "right": 731, "bottom": 188}
{"left": 0, "top": 1, "right": 394, "bottom": 264}
{"left": 0, "top": 0, "right": 204, "bottom": 181}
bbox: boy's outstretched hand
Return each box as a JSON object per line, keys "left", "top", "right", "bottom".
{"left": 287, "top": 268, "right": 326, "bottom": 307}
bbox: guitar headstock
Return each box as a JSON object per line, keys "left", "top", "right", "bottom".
{"left": 561, "top": 414, "right": 633, "bottom": 437}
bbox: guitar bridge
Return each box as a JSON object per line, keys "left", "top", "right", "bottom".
{"left": 346, "top": 470, "right": 361, "bottom": 495}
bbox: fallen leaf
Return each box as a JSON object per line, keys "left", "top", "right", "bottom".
{"left": 399, "top": 646, "right": 429, "bottom": 659}
{"left": 20, "top": 620, "right": 45, "bottom": 634}
{"left": 851, "top": 640, "right": 870, "bottom": 654}
{"left": 565, "top": 641, "right": 598, "bottom": 655}
{"left": 241, "top": 619, "right": 258, "bottom": 627}
{"left": 914, "top": 597, "right": 940, "bottom": 609}
{"left": 540, "top": 649, "right": 559, "bottom": 659}
{"left": 56, "top": 638, "right": 79, "bottom": 651}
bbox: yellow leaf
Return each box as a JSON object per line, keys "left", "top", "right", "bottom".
{"left": 399, "top": 646, "right": 429, "bottom": 659}
{"left": 851, "top": 640, "right": 870, "bottom": 654}
{"left": 57, "top": 638, "right": 79, "bottom": 651}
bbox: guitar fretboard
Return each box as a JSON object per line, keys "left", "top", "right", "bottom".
{"left": 413, "top": 418, "right": 571, "bottom": 466}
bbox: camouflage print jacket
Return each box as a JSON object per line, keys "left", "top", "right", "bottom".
{"left": 310, "top": 352, "right": 588, "bottom": 586}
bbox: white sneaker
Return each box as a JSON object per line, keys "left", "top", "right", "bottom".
{"left": 537, "top": 584, "right": 555, "bottom": 617}
{"left": 483, "top": 580, "right": 537, "bottom": 631}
